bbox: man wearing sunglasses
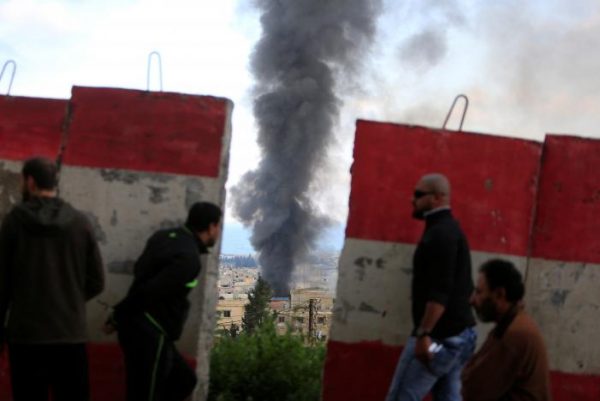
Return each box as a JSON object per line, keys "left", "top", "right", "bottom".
{"left": 386, "top": 173, "right": 477, "bottom": 401}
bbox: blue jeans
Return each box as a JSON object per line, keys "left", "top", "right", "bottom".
{"left": 385, "top": 327, "right": 477, "bottom": 401}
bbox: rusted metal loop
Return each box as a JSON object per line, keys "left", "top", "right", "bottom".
{"left": 146, "top": 51, "right": 163, "bottom": 92}
{"left": 0, "top": 60, "right": 17, "bottom": 96}
{"left": 442, "top": 94, "right": 469, "bottom": 131}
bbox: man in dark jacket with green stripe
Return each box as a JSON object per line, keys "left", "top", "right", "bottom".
{"left": 0, "top": 157, "right": 105, "bottom": 401}
{"left": 106, "top": 202, "right": 222, "bottom": 401}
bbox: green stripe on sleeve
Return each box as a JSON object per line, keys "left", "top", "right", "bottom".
{"left": 185, "top": 279, "right": 198, "bottom": 289}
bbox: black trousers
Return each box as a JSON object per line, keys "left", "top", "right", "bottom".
{"left": 118, "top": 313, "right": 197, "bottom": 401}
{"left": 8, "top": 342, "right": 89, "bottom": 401}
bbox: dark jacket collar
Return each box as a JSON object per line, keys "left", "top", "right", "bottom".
{"left": 425, "top": 208, "right": 453, "bottom": 228}
{"left": 183, "top": 225, "right": 209, "bottom": 254}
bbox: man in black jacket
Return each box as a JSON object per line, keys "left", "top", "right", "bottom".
{"left": 386, "top": 173, "right": 476, "bottom": 401}
{"left": 105, "top": 202, "right": 222, "bottom": 401}
{"left": 0, "top": 157, "right": 105, "bottom": 401}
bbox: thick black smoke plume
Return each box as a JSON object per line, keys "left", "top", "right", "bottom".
{"left": 232, "top": 0, "right": 382, "bottom": 295}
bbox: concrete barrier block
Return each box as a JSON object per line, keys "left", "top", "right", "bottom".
{"left": 58, "top": 86, "right": 232, "bottom": 401}
{"left": 325, "top": 121, "right": 542, "bottom": 401}
{"left": 0, "top": 95, "right": 66, "bottom": 221}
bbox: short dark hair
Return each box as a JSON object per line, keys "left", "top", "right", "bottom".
{"left": 479, "top": 259, "right": 525, "bottom": 302}
{"left": 22, "top": 157, "right": 58, "bottom": 190}
{"left": 186, "top": 202, "right": 222, "bottom": 232}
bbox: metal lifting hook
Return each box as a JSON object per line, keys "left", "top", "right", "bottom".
{"left": 442, "top": 94, "right": 469, "bottom": 131}
{"left": 146, "top": 51, "right": 163, "bottom": 92}
{"left": 0, "top": 60, "right": 17, "bottom": 96}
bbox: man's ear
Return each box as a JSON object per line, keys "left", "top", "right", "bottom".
{"left": 26, "top": 176, "right": 37, "bottom": 193}
{"left": 433, "top": 191, "right": 447, "bottom": 204}
{"left": 493, "top": 287, "right": 507, "bottom": 301}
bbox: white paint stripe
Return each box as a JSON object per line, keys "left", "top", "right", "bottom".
{"left": 331, "top": 237, "right": 526, "bottom": 345}
{"left": 526, "top": 257, "right": 600, "bottom": 374}
{"left": 0, "top": 159, "right": 22, "bottom": 172}
{"left": 331, "top": 238, "right": 600, "bottom": 374}
{"left": 59, "top": 166, "right": 221, "bottom": 355}
{"left": 0, "top": 159, "right": 22, "bottom": 218}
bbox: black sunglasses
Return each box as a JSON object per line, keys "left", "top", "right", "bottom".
{"left": 413, "top": 190, "right": 434, "bottom": 199}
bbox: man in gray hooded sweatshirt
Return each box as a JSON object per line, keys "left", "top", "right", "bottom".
{"left": 0, "top": 157, "right": 104, "bottom": 401}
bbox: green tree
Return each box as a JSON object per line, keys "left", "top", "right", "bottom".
{"left": 208, "top": 321, "right": 325, "bottom": 401}
{"left": 242, "top": 276, "right": 273, "bottom": 334}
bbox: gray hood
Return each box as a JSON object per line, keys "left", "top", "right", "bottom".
{"left": 13, "top": 197, "right": 77, "bottom": 234}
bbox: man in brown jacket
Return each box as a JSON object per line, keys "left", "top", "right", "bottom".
{"left": 462, "top": 259, "right": 551, "bottom": 401}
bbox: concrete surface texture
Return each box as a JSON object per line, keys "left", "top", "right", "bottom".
{"left": 0, "top": 87, "right": 232, "bottom": 401}
{"left": 324, "top": 121, "right": 600, "bottom": 401}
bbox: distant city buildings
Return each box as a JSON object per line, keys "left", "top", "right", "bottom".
{"left": 215, "top": 298, "right": 246, "bottom": 333}
{"left": 216, "top": 253, "right": 338, "bottom": 341}
{"left": 218, "top": 264, "right": 258, "bottom": 300}
{"left": 275, "top": 288, "right": 333, "bottom": 341}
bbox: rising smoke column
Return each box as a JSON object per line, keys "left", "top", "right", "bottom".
{"left": 397, "top": 0, "right": 464, "bottom": 72}
{"left": 232, "top": 0, "right": 382, "bottom": 295}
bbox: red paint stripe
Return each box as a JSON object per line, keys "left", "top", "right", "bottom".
{"left": 322, "top": 340, "right": 600, "bottom": 401}
{"left": 87, "top": 343, "right": 126, "bottom": 401}
{"left": 62, "top": 87, "right": 229, "bottom": 177}
{"left": 346, "top": 121, "right": 541, "bottom": 256}
{"left": 322, "top": 340, "right": 400, "bottom": 401}
{"left": 0, "top": 96, "right": 66, "bottom": 161}
{"left": 551, "top": 371, "right": 600, "bottom": 401}
{"left": 531, "top": 135, "right": 600, "bottom": 263}
{"left": 0, "top": 349, "right": 9, "bottom": 399}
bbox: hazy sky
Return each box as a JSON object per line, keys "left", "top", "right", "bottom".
{"left": 2, "top": 0, "right": 600, "bottom": 230}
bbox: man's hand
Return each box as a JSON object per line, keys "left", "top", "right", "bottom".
{"left": 102, "top": 311, "right": 117, "bottom": 335}
{"left": 415, "top": 336, "right": 433, "bottom": 365}
{"left": 102, "top": 322, "right": 117, "bottom": 335}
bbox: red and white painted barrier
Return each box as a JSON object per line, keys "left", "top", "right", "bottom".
{"left": 0, "top": 95, "right": 66, "bottom": 162}
{"left": 526, "top": 135, "right": 600, "bottom": 400}
{"left": 0, "top": 94, "right": 68, "bottom": 397}
{"left": 0, "top": 87, "right": 232, "bottom": 401}
{"left": 0, "top": 95, "right": 67, "bottom": 219}
{"left": 324, "top": 121, "right": 600, "bottom": 401}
